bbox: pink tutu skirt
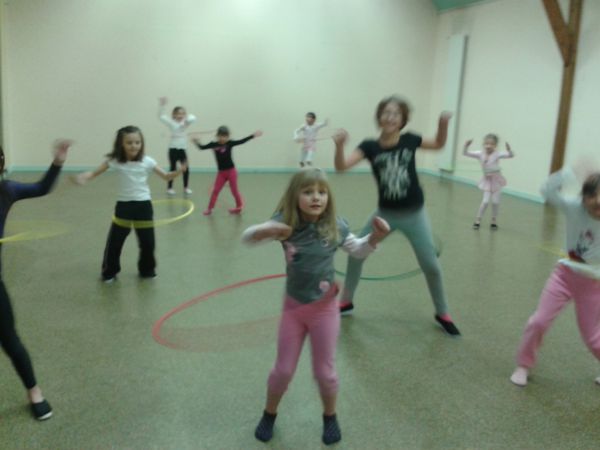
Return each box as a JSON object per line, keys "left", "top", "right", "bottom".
{"left": 478, "top": 172, "right": 506, "bottom": 192}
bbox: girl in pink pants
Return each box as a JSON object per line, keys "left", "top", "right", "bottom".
{"left": 242, "top": 168, "right": 390, "bottom": 446}
{"left": 193, "top": 126, "right": 262, "bottom": 215}
{"left": 511, "top": 167, "right": 600, "bottom": 387}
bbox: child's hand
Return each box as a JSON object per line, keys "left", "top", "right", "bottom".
{"left": 369, "top": 216, "right": 391, "bottom": 246}
{"left": 332, "top": 129, "right": 348, "bottom": 146}
{"left": 71, "top": 172, "right": 91, "bottom": 186}
{"left": 254, "top": 130, "right": 263, "bottom": 138}
{"left": 52, "top": 139, "right": 73, "bottom": 164}
{"left": 440, "top": 111, "right": 453, "bottom": 123}
{"left": 506, "top": 142, "right": 513, "bottom": 153}
{"left": 159, "top": 96, "right": 167, "bottom": 106}
{"left": 179, "top": 161, "right": 188, "bottom": 173}
{"left": 464, "top": 139, "right": 473, "bottom": 148}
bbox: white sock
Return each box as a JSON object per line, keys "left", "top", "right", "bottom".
{"left": 510, "top": 366, "right": 529, "bottom": 386}
{"left": 595, "top": 376, "right": 600, "bottom": 386}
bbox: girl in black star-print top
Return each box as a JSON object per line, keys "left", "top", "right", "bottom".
{"left": 193, "top": 125, "right": 262, "bottom": 216}
{"left": 332, "top": 95, "right": 460, "bottom": 336}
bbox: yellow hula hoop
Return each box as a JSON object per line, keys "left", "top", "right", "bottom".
{"left": 112, "top": 198, "right": 195, "bottom": 229}
{"left": 0, "top": 220, "right": 70, "bottom": 244}
{"left": 0, "top": 232, "right": 32, "bottom": 244}
{"left": 537, "top": 242, "right": 566, "bottom": 258}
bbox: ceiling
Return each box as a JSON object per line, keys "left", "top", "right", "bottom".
{"left": 431, "top": 0, "right": 493, "bottom": 12}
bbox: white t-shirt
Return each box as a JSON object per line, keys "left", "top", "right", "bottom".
{"left": 108, "top": 156, "right": 157, "bottom": 201}
{"left": 159, "top": 106, "right": 197, "bottom": 149}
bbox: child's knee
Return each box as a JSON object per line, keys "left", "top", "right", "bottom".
{"left": 314, "top": 370, "right": 338, "bottom": 395}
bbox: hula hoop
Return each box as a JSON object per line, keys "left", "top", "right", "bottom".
{"left": 112, "top": 198, "right": 195, "bottom": 229}
{"left": 537, "top": 242, "right": 565, "bottom": 258}
{"left": 152, "top": 274, "right": 285, "bottom": 351}
{"left": 0, "top": 220, "right": 69, "bottom": 244}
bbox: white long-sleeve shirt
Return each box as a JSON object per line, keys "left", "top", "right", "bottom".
{"left": 542, "top": 168, "right": 600, "bottom": 279}
{"left": 293, "top": 121, "right": 328, "bottom": 151}
{"left": 159, "top": 105, "right": 197, "bottom": 149}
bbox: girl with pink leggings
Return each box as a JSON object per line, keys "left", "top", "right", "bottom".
{"left": 242, "top": 168, "right": 390, "bottom": 446}
{"left": 511, "top": 167, "right": 600, "bottom": 387}
{"left": 193, "top": 126, "right": 262, "bottom": 215}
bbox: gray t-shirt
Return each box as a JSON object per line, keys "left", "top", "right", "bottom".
{"left": 273, "top": 214, "right": 350, "bottom": 303}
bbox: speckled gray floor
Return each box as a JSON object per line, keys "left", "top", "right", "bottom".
{"left": 1, "top": 169, "right": 599, "bottom": 449}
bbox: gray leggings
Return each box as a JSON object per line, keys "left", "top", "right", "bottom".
{"left": 342, "top": 207, "right": 449, "bottom": 315}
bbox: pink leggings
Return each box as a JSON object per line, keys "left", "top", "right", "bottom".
{"left": 516, "top": 264, "right": 600, "bottom": 368}
{"left": 208, "top": 168, "right": 242, "bottom": 210}
{"left": 267, "top": 289, "right": 340, "bottom": 397}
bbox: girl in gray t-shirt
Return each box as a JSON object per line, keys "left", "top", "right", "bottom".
{"left": 243, "top": 168, "right": 389, "bottom": 446}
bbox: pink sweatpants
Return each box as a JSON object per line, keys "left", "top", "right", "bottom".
{"left": 208, "top": 168, "right": 242, "bottom": 210}
{"left": 267, "top": 288, "right": 340, "bottom": 397}
{"left": 516, "top": 264, "right": 600, "bottom": 368}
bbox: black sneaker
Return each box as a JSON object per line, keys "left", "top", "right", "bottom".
{"left": 255, "top": 411, "right": 276, "bottom": 442}
{"left": 472, "top": 222, "right": 480, "bottom": 230}
{"left": 435, "top": 315, "right": 461, "bottom": 336}
{"left": 31, "top": 400, "right": 52, "bottom": 421}
{"left": 322, "top": 414, "right": 341, "bottom": 445}
{"left": 139, "top": 272, "right": 157, "bottom": 279}
{"left": 339, "top": 301, "right": 354, "bottom": 315}
{"left": 490, "top": 223, "right": 498, "bottom": 230}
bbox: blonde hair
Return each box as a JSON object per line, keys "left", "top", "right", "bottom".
{"left": 275, "top": 168, "right": 338, "bottom": 243}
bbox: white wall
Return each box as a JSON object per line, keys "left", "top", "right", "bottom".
{"left": 424, "top": 0, "right": 600, "bottom": 199}
{"left": 1, "top": 0, "right": 439, "bottom": 171}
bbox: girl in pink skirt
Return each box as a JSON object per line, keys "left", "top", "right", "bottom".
{"left": 463, "top": 134, "right": 514, "bottom": 230}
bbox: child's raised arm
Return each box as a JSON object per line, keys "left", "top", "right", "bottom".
{"left": 333, "top": 129, "right": 364, "bottom": 172}
{"left": 462, "top": 139, "right": 479, "bottom": 158}
{"left": 72, "top": 161, "right": 109, "bottom": 185}
{"left": 501, "top": 142, "right": 515, "bottom": 158}
{"left": 242, "top": 221, "right": 292, "bottom": 244}
{"left": 421, "top": 112, "right": 452, "bottom": 150}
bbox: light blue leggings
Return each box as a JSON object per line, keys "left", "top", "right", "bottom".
{"left": 342, "top": 207, "right": 449, "bottom": 315}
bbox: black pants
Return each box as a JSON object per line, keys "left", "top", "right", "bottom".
{"left": 102, "top": 201, "right": 156, "bottom": 279}
{"left": 167, "top": 148, "right": 189, "bottom": 188}
{"left": 0, "top": 279, "right": 37, "bottom": 389}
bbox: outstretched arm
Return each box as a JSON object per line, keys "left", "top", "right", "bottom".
{"left": 242, "top": 220, "right": 293, "bottom": 244}
{"left": 229, "top": 130, "right": 263, "bottom": 147}
{"left": 421, "top": 112, "right": 452, "bottom": 150}
{"left": 154, "top": 161, "right": 188, "bottom": 181}
{"left": 11, "top": 139, "right": 73, "bottom": 201}
{"left": 333, "top": 129, "right": 364, "bottom": 172}
{"left": 72, "top": 160, "right": 109, "bottom": 185}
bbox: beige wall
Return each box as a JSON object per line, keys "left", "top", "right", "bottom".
{"left": 0, "top": 0, "right": 438, "bottom": 170}
{"left": 3, "top": 0, "right": 598, "bottom": 201}
{"left": 424, "top": 0, "right": 600, "bottom": 199}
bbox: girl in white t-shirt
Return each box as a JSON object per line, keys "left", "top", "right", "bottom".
{"left": 158, "top": 97, "right": 196, "bottom": 195}
{"left": 75, "top": 126, "right": 185, "bottom": 282}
